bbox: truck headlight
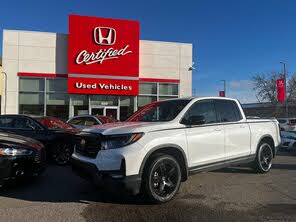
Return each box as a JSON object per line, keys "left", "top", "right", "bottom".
{"left": 0, "top": 148, "right": 33, "bottom": 156}
{"left": 101, "top": 133, "right": 144, "bottom": 150}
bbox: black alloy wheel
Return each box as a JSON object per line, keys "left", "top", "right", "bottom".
{"left": 52, "top": 143, "right": 73, "bottom": 165}
{"left": 254, "top": 142, "right": 273, "bottom": 173}
{"left": 143, "top": 154, "right": 181, "bottom": 203}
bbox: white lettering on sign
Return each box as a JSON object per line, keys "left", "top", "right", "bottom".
{"left": 74, "top": 82, "right": 132, "bottom": 91}
{"left": 75, "top": 82, "right": 97, "bottom": 89}
{"left": 98, "top": 83, "right": 132, "bottom": 91}
{"left": 75, "top": 45, "right": 132, "bottom": 65}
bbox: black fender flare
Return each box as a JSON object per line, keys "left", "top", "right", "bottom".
{"left": 138, "top": 144, "right": 189, "bottom": 180}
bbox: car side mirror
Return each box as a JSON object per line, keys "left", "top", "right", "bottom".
{"left": 184, "top": 115, "right": 206, "bottom": 125}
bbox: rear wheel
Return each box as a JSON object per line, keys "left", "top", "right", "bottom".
{"left": 142, "top": 154, "right": 181, "bottom": 203}
{"left": 253, "top": 142, "right": 273, "bottom": 173}
{"left": 52, "top": 143, "right": 73, "bottom": 165}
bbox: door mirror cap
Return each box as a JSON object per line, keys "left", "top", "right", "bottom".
{"left": 183, "top": 115, "right": 206, "bottom": 125}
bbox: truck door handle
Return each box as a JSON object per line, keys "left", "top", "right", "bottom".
{"left": 240, "top": 125, "right": 245, "bottom": 128}
{"left": 214, "top": 128, "right": 222, "bottom": 131}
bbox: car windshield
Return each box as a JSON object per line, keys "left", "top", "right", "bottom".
{"left": 126, "top": 99, "right": 191, "bottom": 122}
{"left": 36, "top": 117, "right": 74, "bottom": 129}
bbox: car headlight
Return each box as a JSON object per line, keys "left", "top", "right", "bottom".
{"left": 0, "top": 148, "right": 33, "bottom": 156}
{"left": 101, "top": 133, "right": 144, "bottom": 150}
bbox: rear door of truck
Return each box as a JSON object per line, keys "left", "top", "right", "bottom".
{"left": 214, "top": 100, "right": 251, "bottom": 160}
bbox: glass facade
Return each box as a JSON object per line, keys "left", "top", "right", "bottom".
{"left": 137, "top": 82, "right": 179, "bottom": 109}
{"left": 19, "top": 77, "right": 179, "bottom": 121}
{"left": 19, "top": 78, "right": 45, "bottom": 116}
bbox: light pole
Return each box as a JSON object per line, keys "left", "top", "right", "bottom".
{"left": 1, "top": 72, "right": 7, "bottom": 114}
{"left": 280, "top": 62, "right": 288, "bottom": 117}
{"left": 220, "top": 80, "right": 226, "bottom": 97}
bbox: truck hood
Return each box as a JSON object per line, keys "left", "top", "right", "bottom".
{"left": 82, "top": 121, "right": 179, "bottom": 135}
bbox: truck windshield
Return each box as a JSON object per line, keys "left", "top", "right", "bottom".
{"left": 126, "top": 99, "right": 191, "bottom": 122}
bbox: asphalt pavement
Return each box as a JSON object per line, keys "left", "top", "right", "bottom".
{"left": 0, "top": 151, "right": 295, "bottom": 222}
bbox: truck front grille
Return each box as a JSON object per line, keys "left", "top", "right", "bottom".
{"left": 75, "top": 133, "right": 102, "bottom": 158}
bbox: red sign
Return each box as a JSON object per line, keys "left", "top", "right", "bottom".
{"left": 68, "top": 15, "right": 140, "bottom": 95}
{"left": 68, "top": 77, "right": 139, "bottom": 95}
{"left": 277, "top": 79, "right": 285, "bottom": 102}
{"left": 219, "top": 91, "right": 225, "bottom": 97}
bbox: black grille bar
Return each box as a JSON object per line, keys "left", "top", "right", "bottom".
{"left": 75, "top": 133, "right": 102, "bottom": 158}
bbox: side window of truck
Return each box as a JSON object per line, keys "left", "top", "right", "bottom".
{"left": 184, "top": 100, "right": 217, "bottom": 124}
{"left": 215, "top": 100, "right": 242, "bottom": 122}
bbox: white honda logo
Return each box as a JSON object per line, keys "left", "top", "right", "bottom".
{"left": 93, "top": 27, "right": 116, "bottom": 45}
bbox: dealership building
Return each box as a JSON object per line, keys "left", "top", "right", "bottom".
{"left": 1, "top": 15, "right": 192, "bottom": 120}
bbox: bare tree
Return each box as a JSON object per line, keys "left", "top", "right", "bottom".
{"left": 252, "top": 72, "right": 284, "bottom": 105}
{"left": 287, "top": 75, "right": 296, "bottom": 102}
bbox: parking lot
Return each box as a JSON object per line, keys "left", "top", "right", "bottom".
{"left": 0, "top": 151, "right": 295, "bottom": 222}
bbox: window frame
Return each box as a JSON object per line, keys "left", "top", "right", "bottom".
{"left": 180, "top": 99, "right": 219, "bottom": 125}
{"left": 214, "top": 99, "right": 243, "bottom": 123}
{"left": 138, "top": 82, "right": 180, "bottom": 110}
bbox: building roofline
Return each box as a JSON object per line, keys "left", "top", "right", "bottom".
{"left": 3, "top": 29, "right": 192, "bottom": 46}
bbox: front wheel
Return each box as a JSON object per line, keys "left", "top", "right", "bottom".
{"left": 142, "top": 154, "right": 182, "bottom": 203}
{"left": 253, "top": 142, "right": 273, "bottom": 173}
{"left": 52, "top": 143, "right": 74, "bottom": 165}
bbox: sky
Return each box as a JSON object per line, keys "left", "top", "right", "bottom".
{"left": 1, "top": 0, "right": 296, "bottom": 103}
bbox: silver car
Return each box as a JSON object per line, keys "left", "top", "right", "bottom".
{"left": 67, "top": 115, "right": 117, "bottom": 129}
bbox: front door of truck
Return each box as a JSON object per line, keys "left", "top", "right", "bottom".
{"left": 182, "top": 100, "right": 225, "bottom": 167}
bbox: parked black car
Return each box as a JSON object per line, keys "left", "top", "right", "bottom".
{"left": 0, "top": 115, "right": 79, "bottom": 165}
{"left": 0, "top": 132, "right": 45, "bottom": 185}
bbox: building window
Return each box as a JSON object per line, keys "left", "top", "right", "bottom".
{"left": 158, "top": 96, "right": 178, "bottom": 101}
{"left": 18, "top": 78, "right": 180, "bottom": 119}
{"left": 138, "top": 96, "right": 157, "bottom": 109}
{"left": 19, "top": 77, "right": 45, "bottom": 115}
{"left": 90, "top": 95, "right": 119, "bottom": 106}
{"left": 159, "top": 83, "right": 178, "bottom": 96}
{"left": 71, "top": 95, "right": 89, "bottom": 116}
{"left": 139, "top": 83, "right": 157, "bottom": 95}
{"left": 120, "top": 96, "right": 135, "bottom": 121}
{"left": 46, "top": 93, "right": 69, "bottom": 120}
{"left": 137, "top": 82, "right": 179, "bottom": 110}
{"left": 46, "top": 78, "right": 68, "bottom": 92}
{"left": 45, "top": 78, "right": 69, "bottom": 120}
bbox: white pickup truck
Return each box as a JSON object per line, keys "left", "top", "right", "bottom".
{"left": 71, "top": 97, "right": 281, "bottom": 203}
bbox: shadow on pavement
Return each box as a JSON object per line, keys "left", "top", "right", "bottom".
{"left": 272, "top": 163, "right": 296, "bottom": 170}
{"left": 0, "top": 164, "right": 146, "bottom": 205}
{"left": 277, "top": 150, "right": 296, "bottom": 156}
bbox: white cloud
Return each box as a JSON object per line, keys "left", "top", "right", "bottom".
{"left": 227, "top": 80, "right": 257, "bottom": 103}
{"left": 229, "top": 80, "right": 254, "bottom": 89}
{"left": 193, "top": 79, "right": 258, "bottom": 104}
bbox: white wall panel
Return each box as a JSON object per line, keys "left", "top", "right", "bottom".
{"left": 3, "top": 30, "right": 19, "bottom": 45}
{"left": 140, "top": 40, "right": 180, "bottom": 56}
{"left": 19, "top": 31, "right": 56, "bottom": 47}
{"left": 19, "top": 46, "right": 55, "bottom": 61}
{"left": 19, "top": 60, "right": 55, "bottom": 73}
{"left": 2, "top": 45, "right": 18, "bottom": 60}
{"left": 2, "top": 59, "right": 18, "bottom": 92}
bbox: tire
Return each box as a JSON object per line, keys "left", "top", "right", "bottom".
{"left": 142, "top": 154, "right": 182, "bottom": 203}
{"left": 253, "top": 142, "right": 273, "bottom": 173}
{"left": 52, "top": 143, "right": 74, "bottom": 165}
